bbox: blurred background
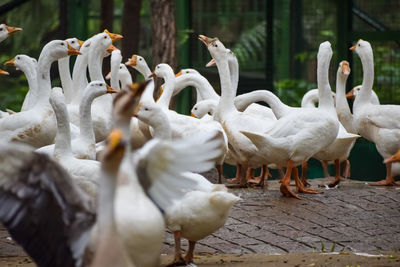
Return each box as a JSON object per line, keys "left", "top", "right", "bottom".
{"left": 0, "top": 0, "right": 399, "bottom": 179}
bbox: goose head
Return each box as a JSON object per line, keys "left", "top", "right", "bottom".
{"left": 5, "top": 55, "right": 37, "bottom": 71}
{"left": 87, "top": 81, "right": 118, "bottom": 98}
{"left": 317, "top": 41, "right": 333, "bottom": 63}
{"left": 338, "top": 60, "right": 350, "bottom": 76}
{"left": 103, "top": 29, "right": 123, "bottom": 43}
{"left": 118, "top": 64, "right": 131, "bottom": 80}
{"left": 134, "top": 100, "right": 163, "bottom": 126}
{"left": 65, "top": 37, "right": 84, "bottom": 51}
{"left": 178, "top": 68, "right": 200, "bottom": 76}
{"left": 125, "top": 54, "right": 149, "bottom": 74}
{"left": 346, "top": 85, "right": 361, "bottom": 99}
{"left": 350, "top": 39, "right": 373, "bottom": 61}
{"left": 199, "top": 35, "right": 227, "bottom": 61}
{"left": 42, "top": 40, "right": 81, "bottom": 61}
{"left": 0, "top": 24, "right": 22, "bottom": 42}
{"left": 191, "top": 99, "right": 216, "bottom": 118}
{"left": 153, "top": 63, "right": 174, "bottom": 80}
{"left": 101, "top": 129, "right": 126, "bottom": 171}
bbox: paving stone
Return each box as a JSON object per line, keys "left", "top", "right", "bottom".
{"left": 162, "top": 178, "right": 400, "bottom": 255}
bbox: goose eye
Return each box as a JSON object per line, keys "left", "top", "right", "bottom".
{"left": 120, "top": 66, "right": 122, "bottom": 69}
{"left": 194, "top": 107, "right": 197, "bottom": 110}
{"left": 186, "top": 71, "right": 189, "bottom": 73}
{"left": 144, "top": 107, "right": 149, "bottom": 111}
{"left": 0, "top": 28, "right": 3, "bottom": 31}
{"left": 17, "top": 56, "right": 20, "bottom": 60}
{"left": 61, "top": 42, "right": 64, "bottom": 45}
{"left": 358, "top": 43, "right": 361, "bottom": 47}
{"left": 104, "top": 36, "right": 107, "bottom": 39}
{"left": 139, "top": 58, "right": 142, "bottom": 61}
{"left": 71, "top": 41, "right": 75, "bottom": 43}
{"left": 208, "top": 112, "right": 212, "bottom": 115}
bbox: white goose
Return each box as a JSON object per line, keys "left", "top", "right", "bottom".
{"left": 350, "top": 39, "right": 400, "bottom": 186}
{"left": 0, "top": 23, "right": 21, "bottom": 42}
{"left": 37, "top": 81, "right": 117, "bottom": 160}
{"left": 48, "top": 88, "right": 100, "bottom": 197}
{"left": 125, "top": 54, "right": 152, "bottom": 79}
{"left": 240, "top": 41, "right": 339, "bottom": 198}
{"left": 135, "top": 94, "right": 239, "bottom": 266}
{"left": 0, "top": 40, "right": 81, "bottom": 148}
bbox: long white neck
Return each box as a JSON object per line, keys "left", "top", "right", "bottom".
{"left": 71, "top": 49, "right": 89, "bottom": 105}
{"left": 52, "top": 96, "right": 72, "bottom": 159}
{"left": 157, "top": 72, "right": 176, "bottom": 109}
{"left": 88, "top": 46, "right": 105, "bottom": 82}
{"left": 317, "top": 52, "right": 335, "bottom": 112}
{"left": 58, "top": 57, "right": 73, "bottom": 103}
{"left": 114, "top": 118, "right": 131, "bottom": 149}
{"left": 215, "top": 56, "right": 236, "bottom": 117}
{"left": 301, "top": 89, "right": 319, "bottom": 108}
{"left": 79, "top": 89, "right": 102, "bottom": 143}
{"left": 354, "top": 50, "right": 374, "bottom": 112}
{"left": 20, "top": 62, "right": 38, "bottom": 111}
{"left": 147, "top": 109, "right": 171, "bottom": 140}
{"left": 33, "top": 52, "right": 55, "bottom": 108}
{"left": 174, "top": 74, "right": 219, "bottom": 102}
{"left": 335, "top": 70, "right": 352, "bottom": 115}
{"left": 228, "top": 57, "right": 239, "bottom": 95}
{"left": 110, "top": 64, "right": 121, "bottom": 92}
{"left": 136, "top": 64, "right": 152, "bottom": 80}
{"left": 234, "top": 90, "right": 292, "bottom": 119}
{"left": 120, "top": 73, "right": 132, "bottom": 90}
{"left": 98, "top": 167, "right": 117, "bottom": 232}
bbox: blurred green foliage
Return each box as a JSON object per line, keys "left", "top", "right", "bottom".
{"left": 274, "top": 79, "right": 317, "bottom": 107}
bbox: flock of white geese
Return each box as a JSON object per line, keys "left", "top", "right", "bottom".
{"left": 0, "top": 23, "right": 399, "bottom": 267}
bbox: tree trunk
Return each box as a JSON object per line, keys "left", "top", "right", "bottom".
{"left": 100, "top": 0, "right": 114, "bottom": 77}
{"left": 122, "top": 0, "right": 141, "bottom": 81}
{"left": 150, "top": 0, "right": 177, "bottom": 94}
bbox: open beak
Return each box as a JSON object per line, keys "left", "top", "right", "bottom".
{"left": 67, "top": 42, "right": 81, "bottom": 56}
{"left": 78, "top": 39, "right": 85, "bottom": 47}
{"left": 125, "top": 55, "right": 137, "bottom": 67}
{"left": 105, "top": 71, "right": 111, "bottom": 80}
{"left": 384, "top": 150, "right": 400, "bottom": 164}
{"left": 175, "top": 70, "right": 182, "bottom": 77}
{"left": 148, "top": 72, "right": 156, "bottom": 79}
{"left": 5, "top": 25, "right": 22, "bottom": 35}
{"left": 346, "top": 89, "right": 355, "bottom": 99}
{"left": 104, "top": 29, "right": 123, "bottom": 42}
{"left": 106, "top": 44, "right": 117, "bottom": 54}
{"left": 198, "top": 34, "right": 213, "bottom": 46}
{"left": 0, "top": 69, "right": 9, "bottom": 75}
{"left": 206, "top": 58, "right": 216, "bottom": 67}
{"left": 341, "top": 61, "right": 350, "bottom": 75}
{"left": 4, "top": 58, "right": 15, "bottom": 67}
{"left": 106, "top": 84, "right": 118, "bottom": 94}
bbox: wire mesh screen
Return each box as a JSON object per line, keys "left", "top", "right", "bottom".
{"left": 190, "top": 0, "right": 267, "bottom": 73}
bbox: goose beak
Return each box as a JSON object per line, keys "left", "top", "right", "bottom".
{"left": 125, "top": 55, "right": 137, "bottom": 66}
{"left": 341, "top": 61, "right": 350, "bottom": 75}
{"left": 0, "top": 69, "right": 9, "bottom": 75}
{"left": 148, "top": 72, "right": 156, "bottom": 78}
{"left": 108, "top": 129, "right": 124, "bottom": 150}
{"left": 156, "top": 86, "right": 163, "bottom": 102}
{"left": 106, "top": 84, "right": 118, "bottom": 94}
{"left": 5, "top": 25, "right": 22, "bottom": 35}
{"left": 175, "top": 70, "right": 182, "bottom": 77}
{"left": 67, "top": 42, "right": 81, "bottom": 55}
{"left": 4, "top": 58, "right": 15, "bottom": 67}
{"left": 191, "top": 112, "right": 197, "bottom": 118}
{"left": 104, "top": 29, "right": 123, "bottom": 42}
{"left": 105, "top": 71, "right": 111, "bottom": 80}
{"left": 106, "top": 44, "right": 117, "bottom": 54}
{"left": 78, "top": 39, "right": 85, "bottom": 47}
{"left": 133, "top": 102, "right": 142, "bottom": 118}
{"left": 384, "top": 150, "right": 400, "bottom": 164}
{"left": 346, "top": 89, "right": 355, "bottom": 99}
{"left": 206, "top": 58, "right": 216, "bottom": 67}
{"left": 199, "top": 35, "right": 212, "bottom": 46}
{"left": 349, "top": 45, "right": 356, "bottom": 51}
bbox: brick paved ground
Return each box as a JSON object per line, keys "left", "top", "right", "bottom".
{"left": 162, "top": 174, "right": 400, "bottom": 255}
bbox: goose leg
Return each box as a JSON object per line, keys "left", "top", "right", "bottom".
{"left": 184, "top": 240, "right": 196, "bottom": 264}
{"left": 167, "top": 231, "right": 186, "bottom": 266}
{"left": 217, "top": 164, "right": 223, "bottom": 184}
{"left": 328, "top": 159, "right": 341, "bottom": 187}
{"left": 258, "top": 165, "right": 271, "bottom": 188}
{"left": 370, "top": 162, "right": 400, "bottom": 186}
{"left": 321, "top": 160, "right": 330, "bottom": 178}
{"left": 227, "top": 164, "right": 242, "bottom": 184}
{"left": 300, "top": 161, "right": 311, "bottom": 187}
{"left": 294, "top": 167, "right": 322, "bottom": 194}
{"left": 247, "top": 166, "right": 266, "bottom": 185}
{"left": 280, "top": 160, "right": 300, "bottom": 199}
{"left": 342, "top": 160, "right": 351, "bottom": 178}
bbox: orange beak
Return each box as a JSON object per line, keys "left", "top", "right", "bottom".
{"left": 350, "top": 39, "right": 362, "bottom": 51}
{"left": 4, "top": 58, "right": 15, "bottom": 67}
{"left": 346, "top": 89, "right": 355, "bottom": 99}
{"left": 384, "top": 150, "right": 400, "bottom": 164}
{"left": 106, "top": 84, "right": 118, "bottom": 94}
{"left": 206, "top": 58, "right": 216, "bottom": 67}
{"left": 105, "top": 71, "right": 111, "bottom": 80}
{"left": 125, "top": 55, "right": 137, "bottom": 67}
{"left": 341, "top": 61, "right": 350, "bottom": 75}
{"left": 104, "top": 29, "right": 123, "bottom": 42}
{"left": 198, "top": 34, "right": 213, "bottom": 46}
{"left": 191, "top": 112, "right": 196, "bottom": 118}
{"left": 78, "top": 39, "right": 85, "bottom": 47}
{"left": 108, "top": 129, "right": 124, "bottom": 150}
{"left": 106, "top": 44, "right": 117, "bottom": 54}
{"left": 67, "top": 42, "right": 81, "bottom": 56}
{"left": 5, "top": 25, "right": 22, "bottom": 35}
{"left": 133, "top": 102, "right": 142, "bottom": 117}
{"left": 175, "top": 70, "right": 182, "bottom": 77}
{"left": 148, "top": 72, "right": 156, "bottom": 79}
{"left": 0, "top": 69, "right": 9, "bottom": 75}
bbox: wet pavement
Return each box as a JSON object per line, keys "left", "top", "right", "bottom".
{"left": 162, "top": 173, "right": 400, "bottom": 255}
